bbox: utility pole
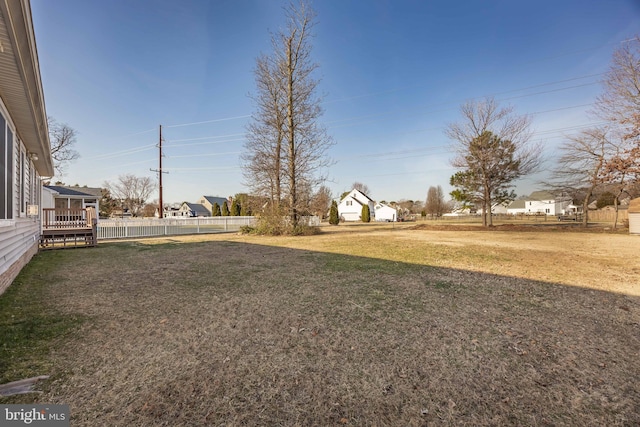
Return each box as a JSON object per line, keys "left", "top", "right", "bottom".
{"left": 150, "top": 125, "right": 168, "bottom": 218}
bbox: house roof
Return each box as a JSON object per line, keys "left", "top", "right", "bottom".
{"left": 342, "top": 189, "right": 373, "bottom": 204}
{"left": 375, "top": 203, "right": 395, "bottom": 210}
{"left": 65, "top": 186, "right": 103, "bottom": 197}
{"left": 528, "top": 191, "right": 556, "bottom": 201}
{"left": 508, "top": 200, "right": 526, "bottom": 210}
{"left": 45, "top": 185, "right": 97, "bottom": 197}
{"left": 0, "top": 0, "right": 53, "bottom": 176}
{"left": 202, "top": 196, "right": 228, "bottom": 206}
{"left": 183, "top": 202, "right": 210, "bottom": 215}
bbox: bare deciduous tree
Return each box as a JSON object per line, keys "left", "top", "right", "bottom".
{"left": 549, "top": 127, "right": 610, "bottom": 227}
{"left": 243, "top": 1, "right": 333, "bottom": 230}
{"left": 425, "top": 185, "right": 446, "bottom": 218}
{"left": 48, "top": 116, "right": 80, "bottom": 176}
{"left": 242, "top": 54, "right": 286, "bottom": 211}
{"left": 309, "top": 184, "right": 332, "bottom": 219}
{"left": 592, "top": 37, "right": 640, "bottom": 227}
{"left": 595, "top": 37, "right": 640, "bottom": 158}
{"left": 446, "top": 97, "right": 541, "bottom": 226}
{"left": 351, "top": 182, "right": 371, "bottom": 196}
{"left": 104, "top": 174, "right": 156, "bottom": 217}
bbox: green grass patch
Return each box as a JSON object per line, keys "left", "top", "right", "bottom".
{"left": 0, "top": 252, "right": 85, "bottom": 386}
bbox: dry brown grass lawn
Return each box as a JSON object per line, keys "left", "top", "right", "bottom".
{"left": 1, "top": 223, "right": 639, "bottom": 426}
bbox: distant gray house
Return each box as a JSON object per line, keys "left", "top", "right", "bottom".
{"left": 197, "top": 195, "right": 229, "bottom": 215}
{"left": 178, "top": 202, "right": 211, "bottom": 217}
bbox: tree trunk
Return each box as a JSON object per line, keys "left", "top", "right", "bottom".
{"left": 581, "top": 190, "right": 592, "bottom": 228}
{"left": 286, "top": 37, "right": 297, "bottom": 227}
{"left": 613, "top": 195, "right": 619, "bottom": 229}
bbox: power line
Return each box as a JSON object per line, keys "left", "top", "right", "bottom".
{"left": 86, "top": 144, "right": 156, "bottom": 160}
{"left": 164, "top": 133, "right": 245, "bottom": 143}
{"left": 164, "top": 114, "right": 250, "bottom": 128}
{"left": 166, "top": 151, "right": 242, "bottom": 159}
{"left": 163, "top": 137, "right": 246, "bottom": 148}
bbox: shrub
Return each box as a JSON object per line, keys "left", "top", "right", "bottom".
{"left": 222, "top": 201, "right": 230, "bottom": 216}
{"left": 361, "top": 204, "right": 371, "bottom": 223}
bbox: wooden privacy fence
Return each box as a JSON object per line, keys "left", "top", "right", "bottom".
{"left": 96, "top": 216, "right": 256, "bottom": 240}
{"left": 587, "top": 209, "right": 628, "bottom": 223}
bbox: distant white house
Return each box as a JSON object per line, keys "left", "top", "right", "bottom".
{"left": 477, "top": 201, "right": 510, "bottom": 216}
{"left": 338, "top": 189, "right": 376, "bottom": 222}
{"left": 506, "top": 199, "right": 527, "bottom": 215}
{"left": 507, "top": 191, "right": 573, "bottom": 215}
{"left": 374, "top": 203, "right": 397, "bottom": 222}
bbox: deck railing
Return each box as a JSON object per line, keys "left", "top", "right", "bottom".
{"left": 42, "top": 207, "right": 97, "bottom": 229}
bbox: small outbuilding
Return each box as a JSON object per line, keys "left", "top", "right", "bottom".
{"left": 374, "top": 203, "right": 397, "bottom": 222}
{"left": 629, "top": 198, "right": 640, "bottom": 235}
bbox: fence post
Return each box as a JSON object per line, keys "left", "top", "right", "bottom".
{"left": 224, "top": 217, "right": 228, "bottom": 231}
{"left": 197, "top": 218, "right": 201, "bottom": 234}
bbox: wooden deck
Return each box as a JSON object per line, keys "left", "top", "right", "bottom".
{"left": 40, "top": 207, "right": 98, "bottom": 250}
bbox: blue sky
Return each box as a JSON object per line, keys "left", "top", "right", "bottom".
{"left": 31, "top": 0, "right": 640, "bottom": 205}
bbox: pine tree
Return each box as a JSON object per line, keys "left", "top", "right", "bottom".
{"left": 222, "top": 201, "right": 230, "bottom": 216}
{"left": 212, "top": 202, "right": 221, "bottom": 216}
{"left": 329, "top": 200, "right": 339, "bottom": 225}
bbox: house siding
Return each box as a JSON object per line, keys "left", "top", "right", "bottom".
{"left": 338, "top": 189, "right": 376, "bottom": 222}
{"left": 0, "top": 1, "right": 51, "bottom": 295}
{"left": 0, "top": 219, "right": 39, "bottom": 296}
{"left": 630, "top": 213, "right": 640, "bottom": 235}
{"left": 0, "top": 106, "right": 42, "bottom": 293}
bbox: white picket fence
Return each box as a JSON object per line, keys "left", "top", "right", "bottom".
{"left": 97, "top": 216, "right": 256, "bottom": 240}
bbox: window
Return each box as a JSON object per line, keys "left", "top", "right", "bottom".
{"left": 0, "top": 112, "right": 6, "bottom": 219}
{"left": 346, "top": 200, "right": 352, "bottom": 206}
{"left": 0, "top": 112, "right": 14, "bottom": 220}
{"left": 19, "top": 147, "right": 25, "bottom": 214}
{"left": 55, "top": 198, "right": 67, "bottom": 210}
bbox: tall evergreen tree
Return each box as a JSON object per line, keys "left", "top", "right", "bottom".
{"left": 212, "top": 202, "right": 221, "bottom": 217}
{"left": 231, "top": 199, "right": 241, "bottom": 216}
{"left": 361, "top": 204, "right": 371, "bottom": 223}
{"left": 329, "top": 200, "right": 339, "bottom": 225}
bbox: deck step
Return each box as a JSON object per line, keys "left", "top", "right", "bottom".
{"left": 40, "top": 229, "right": 97, "bottom": 250}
